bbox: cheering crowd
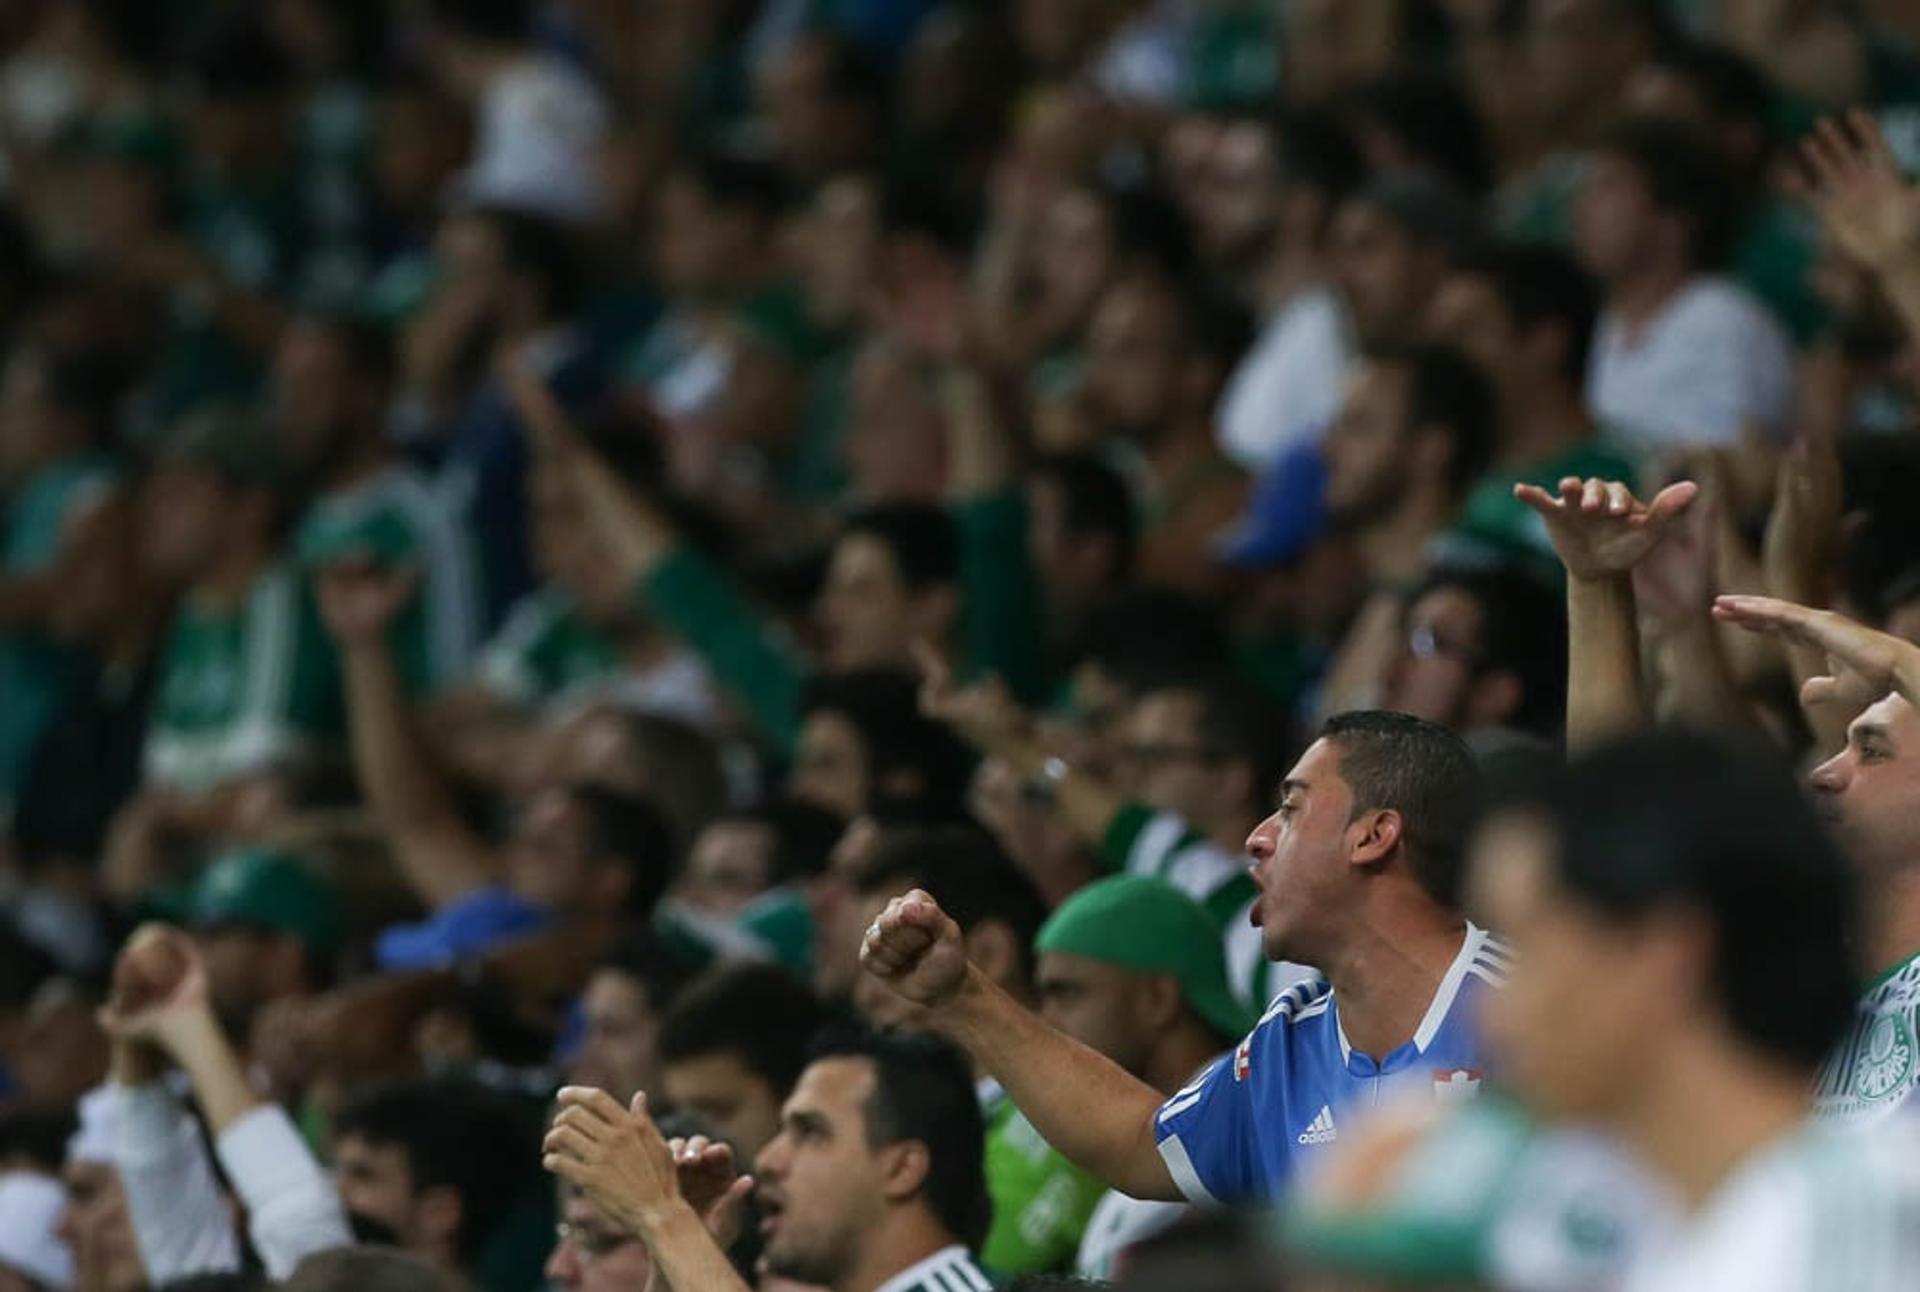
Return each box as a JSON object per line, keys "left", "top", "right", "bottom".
{"left": 7, "top": 0, "right": 1920, "bottom": 1289}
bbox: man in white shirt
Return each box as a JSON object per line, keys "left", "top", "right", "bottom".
{"left": 422, "top": 0, "right": 608, "bottom": 224}
{"left": 1577, "top": 118, "right": 1794, "bottom": 448}
{"left": 1470, "top": 728, "right": 1920, "bottom": 1292}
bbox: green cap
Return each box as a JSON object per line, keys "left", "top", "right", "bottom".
{"left": 157, "top": 404, "right": 284, "bottom": 490}
{"left": 1035, "top": 876, "right": 1257, "bottom": 1042}
{"left": 189, "top": 848, "right": 344, "bottom": 959}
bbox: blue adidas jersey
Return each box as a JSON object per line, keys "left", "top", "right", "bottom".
{"left": 1153, "top": 923, "right": 1509, "bottom": 1205}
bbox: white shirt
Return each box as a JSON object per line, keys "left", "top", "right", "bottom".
{"left": 1216, "top": 287, "right": 1350, "bottom": 470}
{"left": 1622, "top": 1120, "right": 1920, "bottom": 1292}
{"left": 1587, "top": 277, "right": 1793, "bottom": 449}
{"left": 116, "top": 1081, "right": 351, "bottom": 1282}
{"left": 459, "top": 56, "right": 609, "bottom": 223}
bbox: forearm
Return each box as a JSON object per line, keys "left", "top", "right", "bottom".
{"left": 942, "top": 968, "right": 1177, "bottom": 1200}
{"left": 634, "top": 1202, "right": 752, "bottom": 1292}
{"left": 215, "top": 1105, "right": 354, "bottom": 1278}
{"left": 1566, "top": 576, "right": 1647, "bottom": 750}
{"left": 167, "top": 1010, "right": 261, "bottom": 1135}
{"left": 1314, "top": 590, "right": 1404, "bottom": 723}
{"left": 1879, "top": 262, "right": 1920, "bottom": 352}
{"left": 1649, "top": 622, "right": 1761, "bottom": 738}
{"left": 340, "top": 639, "right": 492, "bottom": 904}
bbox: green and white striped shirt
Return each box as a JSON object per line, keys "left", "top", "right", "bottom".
{"left": 873, "top": 1244, "right": 994, "bottom": 1292}
{"left": 1622, "top": 1120, "right": 1920, "bottom": 1292}
{"left": 1814, "top": 950, "right": 1920, "bottom": 1124}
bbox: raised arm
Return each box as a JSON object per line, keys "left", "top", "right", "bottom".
{"left": 1798, "top": 110, "right": 1920, "bottom": 348}
{"left": 1712, "top": 595, "right": 1920, "bottom": 717}
{"left": 1762, "top": 423, "right": 1850, "bottom": 750}
{"left": 1516, "top": 477, "right": 1698, "bottom": 749}
{"left": 1631, "top": 479, "right": 1760, "bottom": 736}
{"left": 862, "top": 890, "right": 1179, "bottom": 1201}
{"left": 318, "top": 560, "right": 495, "bottom": 909}
{"left": 100, "top": 927, "right": 352, "bottom": 1280}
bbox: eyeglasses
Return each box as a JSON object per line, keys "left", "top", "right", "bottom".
{"left": 554, "top": 1221, "right": 638, "bottom": 1263}
{"left": 1406, "top": 624, "right": 1481, "bottom": 668}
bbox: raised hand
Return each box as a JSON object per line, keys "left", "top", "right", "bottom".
{"left": 1796, "top": 110, "right": 1920, "bottom": 274}
{"left": 1514, "top": 477, "right": 1699, "bottom": 582}
{"left": 1712, "top": 595, "right": 1920, "bottom": 713}
{"left": 315, "top": 558, "right": 418, "bottom": 644}
{"left": 1763, "top": 427, "right": 1844, "bottom": 602}
{"left": 544, "top": 1088, "right": 692, "bottom": 1236}
{"left": 665, "top": 1135, "right": 754, "bottom": 1248}
{"left": 98, "top": 924, "right": 213, "bottom": 1052}
{"left": 860, "top": 888, "right": 969, "bottom": 1008}
{"left": 914, "top": 641, "right": 1029, "bottom": 758}
{"left": 1632, "top": 477, "right": 1718, "bottom": 624}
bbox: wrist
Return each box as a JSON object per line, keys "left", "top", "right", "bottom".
{"left": 157, "top": 1003, "right": 228, "bottom": 1068}
{"left": 631, "top": 1191, "right": 700, "bottom": 1242}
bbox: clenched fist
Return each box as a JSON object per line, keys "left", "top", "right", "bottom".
{"left": 859, "top": 889, "right": 969, "bottom": 1008}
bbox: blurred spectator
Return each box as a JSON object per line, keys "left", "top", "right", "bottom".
{"left": 792, "top": 669, "right": 974, "bottom": 822}
{"left": 563, "top": 935, "right": 693, "bottom": 1106}
{"left": 421, "top": 0, "right": 608, "bottom": 223}
{"left": 1331, "top": 173, "right": 1483, "bottom": 349}
{"left": 331, "top": 1078, "right": 539, "bottom": 1282}
{"left": 56, "top": 1090, "right": 144, "bottom": 1292}
{"left": 1030, "top": 877, "right": 1257, "bottom": 1281}
{"left": 282, "top": 1248, "right": 463, "bottom": 1292}
{"left": 1427, "top": 241, "right": 1640, "bottom": 571}
{"left": 0, "top": 1169, "right": 72, "bottom": 1292}
{"left": 138, "top": 405, "right": 336, "bottom": 798}
{"left": 656, "top": 963, "right": 825, "bottom": 1161}
{"left": 180, "top": 848, "right": 342, "bottom": 1048}
{"left": 1576, "top": 119, "right": 1794, "bottom": 448}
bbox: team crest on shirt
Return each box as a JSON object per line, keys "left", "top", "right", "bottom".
{"left": 1433, "top": 1068, "right": 1483, "bottom": 1104}
{"left": 1856, "top": 1012, "right": 1917, "bottom": 1103}
{"left": 1232, "top": 1036, "right": 1252, "bottom": 1082}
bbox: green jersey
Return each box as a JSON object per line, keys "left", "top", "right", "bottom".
{"left": 979, "top": 1080, "right": 1106, "bottom": 1276}
{"left": 1813, "top": 950, "right": 1920, "bottom": 1124}
{"left": 143, "top": 564, "right": 343, "bottom": 794}
{"left": 295, "top": 467, "right": 484, "bottom": 694}
{"left": 870, "top": 1245, "right": 993, "bottom": 1292}
{"left": 474, "top": 589, "right": 624, "bottom": 708}
{"left": 1101, "top": 805, "right": 1312, "bottom": 1011}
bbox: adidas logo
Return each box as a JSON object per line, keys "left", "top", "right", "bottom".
{"left": 1296, "top": 1105, "right": 1338, "bottom": 1145}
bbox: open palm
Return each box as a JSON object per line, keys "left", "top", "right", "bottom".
{"left": 1799, "top": 110, "right": 1920, "bottom": 272}
{"left": 1515, "top": 477, "right": 1699, "bottom": 582}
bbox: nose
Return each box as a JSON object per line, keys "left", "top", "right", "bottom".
{"left": 755, "top": 1133, "right": 789, "bottom": 1181}
{"left": 545, "top": 1244, "right": 579, "bottom": 1288}
{"left": 1245, "top": 815, "right": 1278, "bottom": 869}
{"left": 1809, "top": 752, "right": 1848, "bottom": 795}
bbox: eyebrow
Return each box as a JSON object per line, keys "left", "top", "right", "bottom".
{"left": 1278, "top": 778, "right": 1310, "bottom": 799}
{"left": 1853, "top": 723, "right": 1893, "bottom": 748}
{"left": 785, "top": 1109, "right": 829, "bottom": 1135}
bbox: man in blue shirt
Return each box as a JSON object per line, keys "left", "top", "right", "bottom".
{"left": 863, "top": 708, "right": 1499, "bottom": 1204}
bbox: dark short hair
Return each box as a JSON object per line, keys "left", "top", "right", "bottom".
{"left": 1030, "top": 451, "right": 1139, "bottom": 581}
{"left": 567, "top": 784, "right": 679, "bottom": 918}
{"left": 732, "top": 799, "right": 848, "bottom": 885}
{"left": 1645, "top": 36, "right": 1776, "bottom": 151}
{"left": 597, "top": 931, "right": 697, "bottom": 1015}
{"left": 1516, "top": 728, "right": 1857, "bottom": 1069}
{"left": 463, "top": 205, "right": 587, "bottom": 318}
{"left": 1349, "top": 172, "right": 1484, "bottom": 263}
{"left": 1360, "top": 342, "right": 1497, "bottom": 500}
{"left": 282, "top": 1247, "right": 460, "bottom": 1292}
{"left": 682, "top": 147, "right": 791, "bottom": 222}
{"left": 1414, "top": 564, "right": 1570, "bottom": 740}
{"left": 1594, "top": 117, "right": 1743, "bottom": 269}
{"left": 1274, "top": 108, "right": 1366, "bottom": 208}
{"left": 427, "top": 0, "right": 532, "bottom": 42}
{"left": 1345, "top": 71, "right": 1494, "bottom": 195}
{"left": 1454, "top": 242, "right": 1600, "bottom": 386}
{"left": 856, "top": 826, "right": 1048, "bottom": 985}
{"left": 185, "top": 14, "right": 292, "bottom": 99}
{"left": 840, "top": 504, "right": 960, "bottom": 590}
{"left": 807, "top": 1025, "right": 990, "bottom": 1251}
{"left": 656, "top": 963, "right": 826, "bottom": 1097}
{"left": 801, "top": 670, "right": 976, "bottom": 824}
{"left": 332, "top": 1079, "right": 538, "bottom": 1258}
{"left": 1143, "top": 675, "right": 1300, "bottom": 817}
{"left": 1320, "top": 711, "right": 1481, "bottom": 905}
{"left": 1068, "top": 589, "right": 1233, "bottom": 697}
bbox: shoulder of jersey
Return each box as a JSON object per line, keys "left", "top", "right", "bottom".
{"left": 1882, "top": 955, "right": 1920, "bottom": 1008}
{"left": 1254, "top": 975, "right": 1335, "bottom": 1030}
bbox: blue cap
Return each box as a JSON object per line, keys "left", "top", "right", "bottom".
{"left": 1213, "top": 442, "right": 1328, "bottom": 568}
{"left": 373, "top": 889, "right": 553, "bottom": 971}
